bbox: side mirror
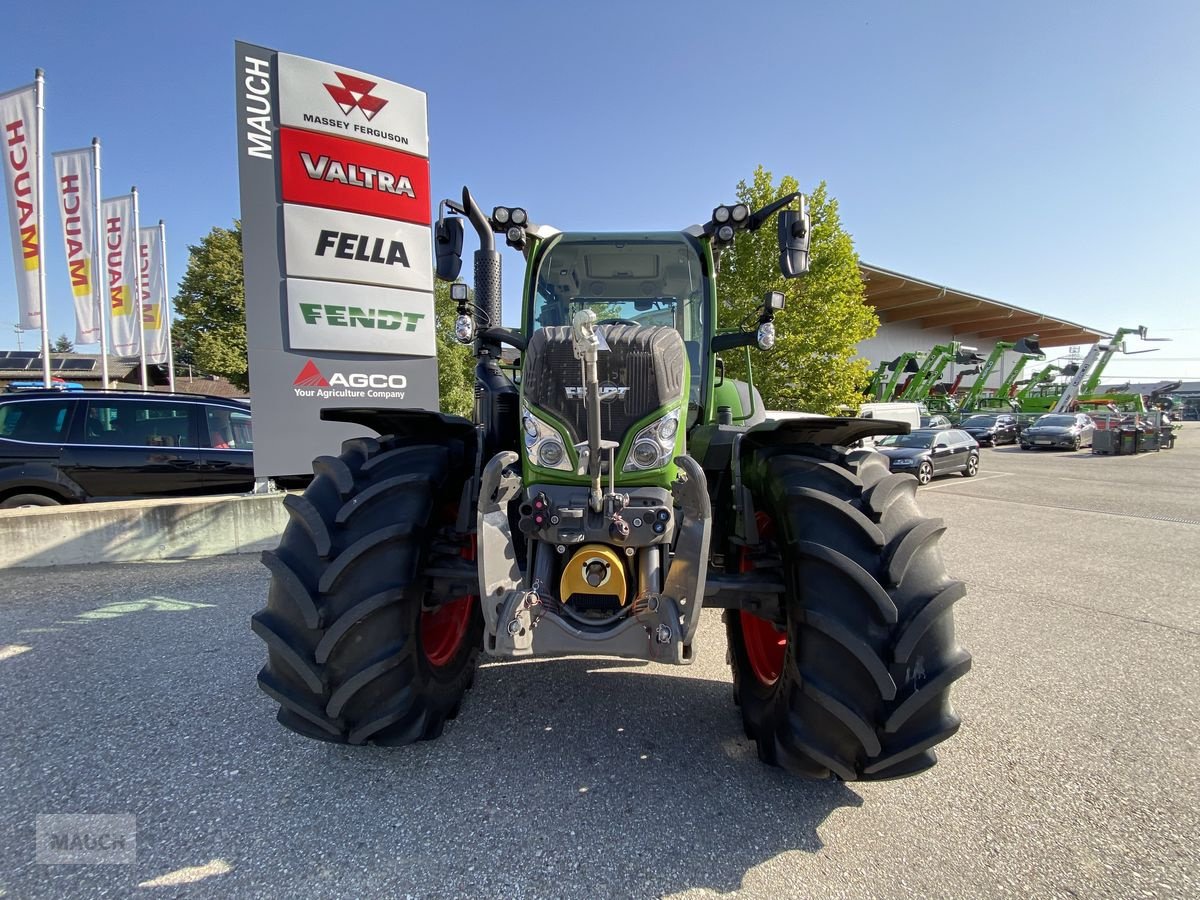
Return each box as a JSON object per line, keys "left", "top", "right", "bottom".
{"left": 434, "top": 215, "right": 464, "bottom": 282}
{"left": 777, "top": 202, "right": 811, "bottom": 278}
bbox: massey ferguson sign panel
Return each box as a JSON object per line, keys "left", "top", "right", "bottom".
{"left": 235, "top": 42, "right": 439, "bottom": 478}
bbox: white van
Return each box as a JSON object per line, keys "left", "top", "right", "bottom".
{"left": 856, "top": 402, "right": 923, "bottom": 444}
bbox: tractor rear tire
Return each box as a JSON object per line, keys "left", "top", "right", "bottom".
{"left": 727, "top": 446, "right": 970, "bottom": 780}
{"left": 252, "top": 435, "right": 482, "bottom": 745}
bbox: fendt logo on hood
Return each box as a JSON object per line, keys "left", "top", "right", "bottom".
{"left": 292, "top": 360, "right": 408, "bottom": 400}
{"left": 564, "top": 382, "right": 629, "bottom": 402}
{"left": 324, "top": 72, "right": 388, "bottom": 121}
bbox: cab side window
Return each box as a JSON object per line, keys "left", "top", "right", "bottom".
{"left": 84, "top": 400, "right": 198, "bottom": 448}
{"left": 0, "top": 399, "right": 73, "bottom": 443}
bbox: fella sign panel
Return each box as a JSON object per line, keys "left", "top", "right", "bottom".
{"left": 235, "top": 43, "right": 439, "bottom": 477}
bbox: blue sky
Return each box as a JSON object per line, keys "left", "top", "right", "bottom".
{"left": 1, "top": 0, "right": 1197, "bottom": 379}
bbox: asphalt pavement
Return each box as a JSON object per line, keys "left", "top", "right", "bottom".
{"left": 0, "top": 429, "right": 1196, "bottom": 899}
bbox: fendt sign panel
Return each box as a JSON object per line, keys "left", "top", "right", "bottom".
{"left": 235, "top": 42, "right": 439, "bottom": 478}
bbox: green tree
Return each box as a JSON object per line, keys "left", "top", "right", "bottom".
{"left": 433, "top": 280, "right": 475, "bottom": 417}
{"left": 718, "top": 167, "right": 878, "bottom": 414}
{"left": 173, "top": 222, "right": 249, "bottom": 390}
{"left": 52, "top": 333, "right": 74, "bottom": 353}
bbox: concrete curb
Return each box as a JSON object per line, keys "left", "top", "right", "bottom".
{"left": 0, "top": 493, "right": 288, "bottom": 569}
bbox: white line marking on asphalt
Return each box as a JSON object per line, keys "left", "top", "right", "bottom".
{"left": 0, "top": 644, "right": 32, "bottom": 661}
{"left": 921, "top": 472, "right": 1014, "bottom": 491}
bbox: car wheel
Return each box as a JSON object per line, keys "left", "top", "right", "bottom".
{"left": 0, "top": 493, "right": 62, "bottom": 509}
{"left": 1072, "top": 437, "right": 1081, "bottom": 451}
{"left": 917, "top": 461, "right": 934, "bottom": 485}
{"left": 1020, "top": 444, "right": 1032, "bottom": 451}
{"left": 965, "top": 454, "right": 979, "bottom": 477}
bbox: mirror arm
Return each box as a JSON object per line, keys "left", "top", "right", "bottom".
{"left": 746, "top": 191, "right": 802, "bottom": 232}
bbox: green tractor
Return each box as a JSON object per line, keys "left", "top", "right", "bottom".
{"left": 253, "top": 188, "right": 971, "bottom": 780}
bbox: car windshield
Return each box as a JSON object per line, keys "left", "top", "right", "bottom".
{"left": 878, "top": 431, "right": 936, "bottom": 449}
{"left": 962, "top": 415, "right": 997, "bottom": 426}
{"left": 1035, "top": 415, "right": 1075, "bottom": 427}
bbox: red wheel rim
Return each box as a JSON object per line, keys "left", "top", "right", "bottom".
{"left": 740, "top": 611, "right": 786, "bottom": 686}
{"left": 421, "top": 596, "right": 473, "bottom": 667}
{"left": 421, "top": 530, "right": 475, "bottom": 668}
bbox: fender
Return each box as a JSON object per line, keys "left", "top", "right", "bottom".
{"left": 0, "top": 461, "right": 83, "bottom": 503}
{"left": 320, "top": 406, "right": 476, "bottom": 446}
{"left": 320, "top": 407, "right": 481, "bottom": 529}
{"left": 734, "top": 417, "right": 911, "bottom": 545}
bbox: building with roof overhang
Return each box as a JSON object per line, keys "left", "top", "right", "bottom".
{"left": 857, "top": 263, "right": 1108, "bottom": 393}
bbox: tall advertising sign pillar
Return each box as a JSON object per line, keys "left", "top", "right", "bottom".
{"left": 234, "top": 43, "right": 440, "bottom": 478}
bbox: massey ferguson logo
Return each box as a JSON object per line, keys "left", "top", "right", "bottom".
{"left": 293, "top": 360, "right": 408, "bottom": 399}
{"left": 324, "top": 72, "right": 388, "bottom": 121}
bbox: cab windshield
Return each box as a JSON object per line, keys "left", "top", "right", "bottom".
{"left": 529, "top": 231, "right": 710, "bottom": 416}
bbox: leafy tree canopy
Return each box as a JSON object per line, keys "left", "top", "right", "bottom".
{"left": 173, "top": 222, "right": 249, "bottom": 390}
{"left": 718, "top": 167, "right": 877, "bottom": 414}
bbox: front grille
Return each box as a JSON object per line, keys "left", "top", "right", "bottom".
{"left": 522, "top": 324, "right": 686, "bottom": 444}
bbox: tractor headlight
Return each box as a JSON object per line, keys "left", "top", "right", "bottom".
{"left": 453, "top": 314, "right": 475, "bottom": 344}
{"left": 522, "top": 405, "right": 572, "bottom": 471}
{"left": 623, "top": 409, "right": 681, "bottom": 472}
{"left": 538, "top": 439, "right": 565, "bottom": 468}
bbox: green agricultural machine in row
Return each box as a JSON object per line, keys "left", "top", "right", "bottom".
{"left": 897, "top": 342, "right": 986, "bottom": 412}
{"left": 1013, "top": 327, "right": 1166, "bottom": 417}
{"left": 253, "top": 188, "right": 971, "bottom": 780}
{"left": 957, "top": 336, "right": 1044, "bottom": 415}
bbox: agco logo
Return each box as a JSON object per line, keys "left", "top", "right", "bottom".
{"left": 293, "top": 360, "right": 408, "bottom": 397}
{"left": 323, "top": 72, "right": 388, "bottom": 121}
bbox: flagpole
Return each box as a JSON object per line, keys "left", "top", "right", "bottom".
{"left": 158, "top": 220, "right": 176, "bottom": 392}
{"left": 34, "top": 69, "right": 51, "bottom": 388}
{"left": 131, "top": 185, "right": 147, "bottom": 391}
{"left": 92, "top": 138, "right": 110, "bottom": 387}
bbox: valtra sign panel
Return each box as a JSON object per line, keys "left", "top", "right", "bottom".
{"left": 279, "top": 128, "right": 431, "bottom": 225}
{"left": 277, "top": 54, "right": 429, "bottom": 158}
{"left": 235, "top": 42, "right": 440, "bottom": 478}
{"left": 282, "top": 204, "right": 432, "bottom": 292}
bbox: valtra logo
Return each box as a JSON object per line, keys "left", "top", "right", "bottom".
{"left": 324, "top": 73, "right": 388, "bottom": 121}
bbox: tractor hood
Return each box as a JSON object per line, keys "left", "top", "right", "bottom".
{"left": 520, "top": 323, "right": 687, "bottom": 482}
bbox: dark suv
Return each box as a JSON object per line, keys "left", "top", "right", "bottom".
{"left": 0, "top": 390, "right": 254, "bottom": 508}
{"left": 959, "top": 412, "right": 1019, "bottom": 446}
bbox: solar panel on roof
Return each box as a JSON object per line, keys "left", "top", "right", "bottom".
{"left": 8, "top": 351, "right": 37, "bottom": 359}
{"left": 60, "top": 359, "right": 97, "bottom": 371}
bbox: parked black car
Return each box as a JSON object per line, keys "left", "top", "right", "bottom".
{"left": 876, "top": 428, "right": 980, "bottom": 485}
{"left": 1019, "top": 413, "right": 1095, "bottom": 450}
{"left": 959, "top": 412, "right": 1019, "bottom": 446}
{"left": 0, "top": 390, "right": 254, "bottom": 508}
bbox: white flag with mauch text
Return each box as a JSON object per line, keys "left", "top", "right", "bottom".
{"left": 102, "top": 194, "right": 139, "bottom": 355}
{"left": 53, "top": 147, "right": 100, "bottom": 344}
{"left": 138, "top": 226, "right": 168, "bottom": 364}
{"left": 0, "top": 83, "right": 43, "bottom": 330}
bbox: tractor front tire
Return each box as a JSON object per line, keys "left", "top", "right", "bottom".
{"left": 252, "top": 436, "right": 482, "bottom": 745}
{"left": 727, "top": 446, "right": 970, "bottom": 780}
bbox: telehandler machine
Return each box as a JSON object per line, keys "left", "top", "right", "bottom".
{"left": 253, "top": 188, "right": 971, "bottom": 780}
